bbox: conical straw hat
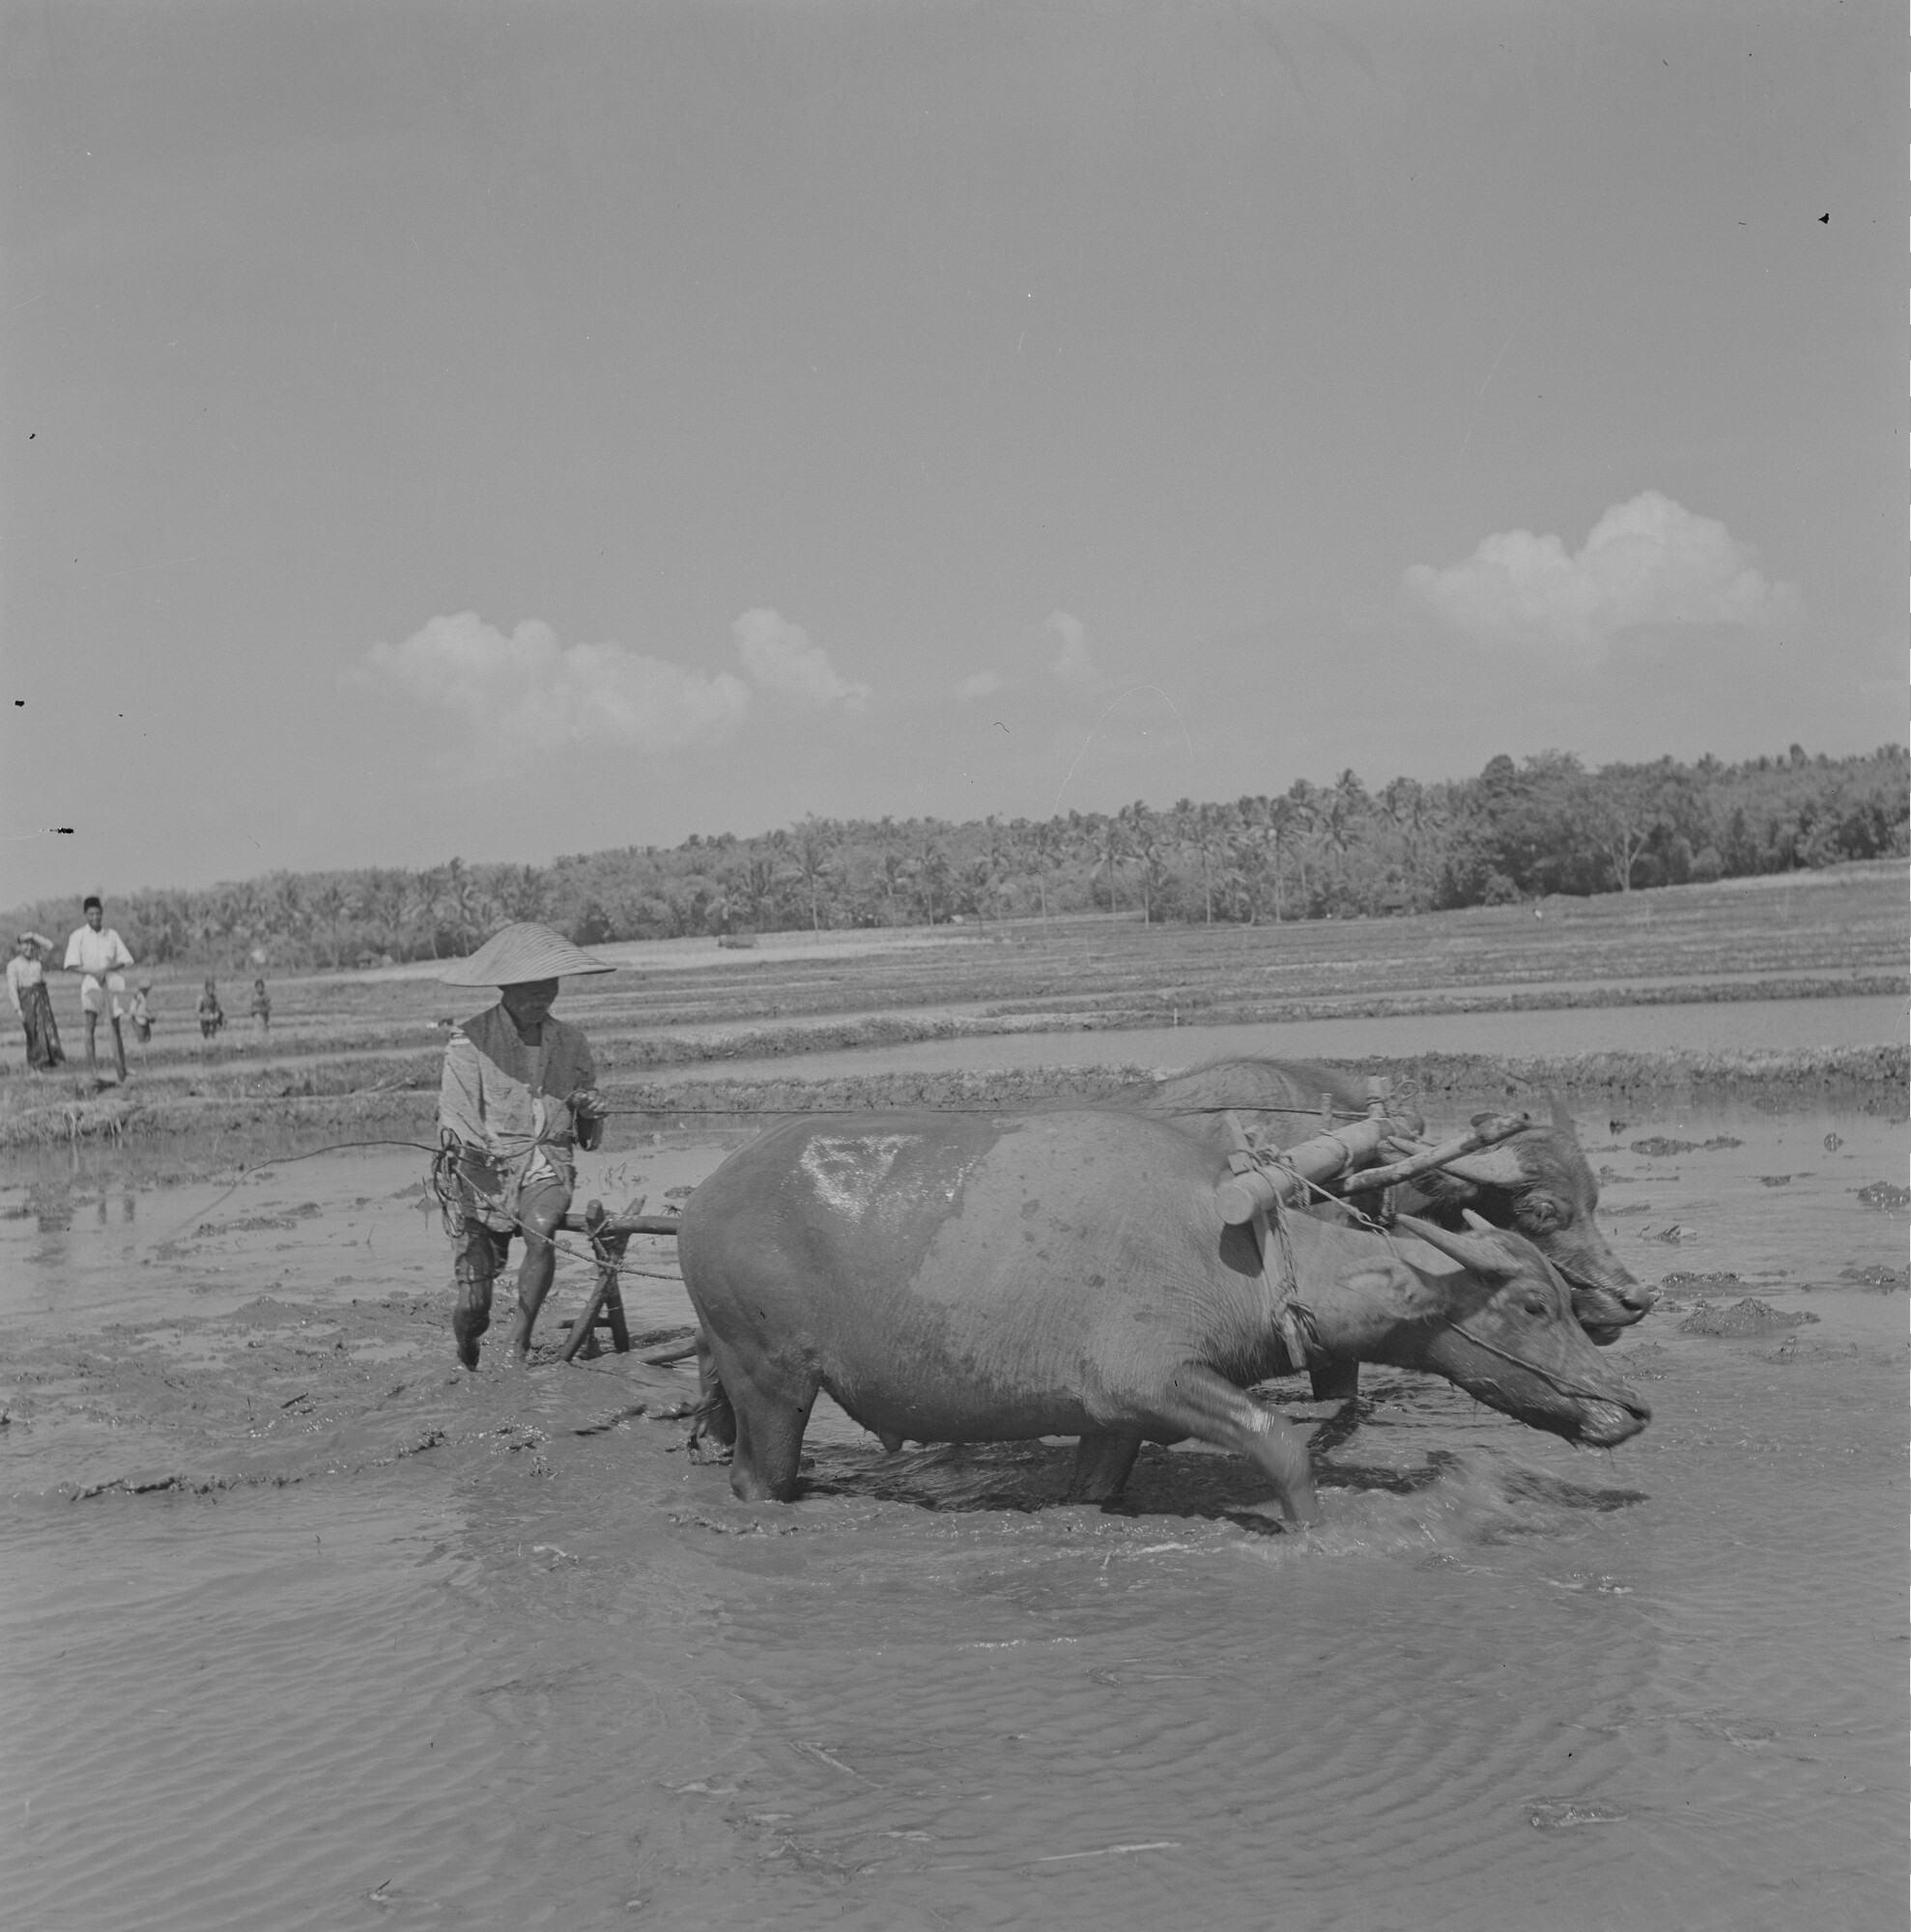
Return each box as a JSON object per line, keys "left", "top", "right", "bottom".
{"left": 440, "top": 923, "right": 618, "bottom": 986}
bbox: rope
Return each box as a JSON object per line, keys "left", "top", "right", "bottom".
{"left": 147, "top": 1134, "right": 681, "bottom": 1302}
{"left": 1437, "top": 1319, "right": 1633, "bottom": 1410}
{"left": 148, "top": 1137, "right": 441, "bottom": 1249}
{"left": 590, "top": 1098, "right": 1383, "bottom": 1121}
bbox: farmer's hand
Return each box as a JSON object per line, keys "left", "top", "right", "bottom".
{"left": 568, "top": 1087, "right": 605, "bottom": 1119}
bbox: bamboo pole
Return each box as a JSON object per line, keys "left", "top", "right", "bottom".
{"left": 1338, "top": 1114, "right": 1531, "bottom": 1192}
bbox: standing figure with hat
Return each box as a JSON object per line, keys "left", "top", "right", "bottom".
{"left": 8, "top": 933, "right": 65, "bottom": 1071}
{"left": 436, "top": 923, "right": 615, "bottom": 1369}
{"left": 63, "top": 895, "right": 134, "bottom": 1081}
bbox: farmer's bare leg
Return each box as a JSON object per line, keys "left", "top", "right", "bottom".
{"left": 83, "top": 1010, "right": 99, "bottom": 1067}
{"left": 108, "top": 1016, "right": 128, "bottom": 1081}
{"left": 506, "top": 1179, "right": 572, "bottom": 1359}
{"left": 452, "top": 1224, "right": 507, "bottom": 1370}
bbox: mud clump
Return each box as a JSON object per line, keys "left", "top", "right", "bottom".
{"left": 1678, "top": 1297, "right": 1818, "bottom": 1338}
{"left": 1854, "top": 1180, "right": 1910, "bottom": 1210}
{"left": 1836, "top": 1264, "right": 1908, "bottom": 1292}
{"left": 1662, "top": 1271, "right": 1743, "bottom": 1290}
{"left": 1630, "top": 1136, "right": 1744, "bottom": 1157}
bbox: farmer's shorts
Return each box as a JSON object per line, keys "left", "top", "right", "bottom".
{"left": 451, "top": 1168, "right": 572, "bottom": 1285}
{"left": 80, "top": 974, "right": 127, "bottom": 1018}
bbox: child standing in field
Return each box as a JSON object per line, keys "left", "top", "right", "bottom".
{"left": 198, "top": 979, "right": 224, "bottom": 1039}
{"left": 250, "top": 978, "right": 271, "bottom": 1040}
{"left": 128, "top": 981, "right": 154, "bottom": 1044}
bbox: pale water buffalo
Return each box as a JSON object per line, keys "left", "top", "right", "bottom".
{"left": 1113, "top": 1057, "right": 1654, "bottom": 1345}
{"left": 677, "top": 1108, "right": 1648, "bottom": 1522}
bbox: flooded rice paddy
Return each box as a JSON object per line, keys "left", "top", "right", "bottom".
{"left": 687, "top": 992, "right": 1908, "bottom": 1088}
{"left": 3, "top": 1065, "right": 1904, "bottom": 1928}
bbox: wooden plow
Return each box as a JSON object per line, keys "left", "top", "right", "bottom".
{"left": 552, "top": 1194, "right": 685, "bottom": 1363}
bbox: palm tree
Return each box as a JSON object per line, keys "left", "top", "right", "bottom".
{"left": 1085, "top": 815, "right": 1127, "bottom": 914}
{"left": 1119, "top": 801, "right": 1165, "bottom": 923}
{"left": 791, "top": 816, "right": 837, "bottom": 931}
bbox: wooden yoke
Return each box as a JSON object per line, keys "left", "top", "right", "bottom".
{"left": 1214, "top": 1098, "right": 1410, "bottom": 1226}
{"left": 1214, "top": 1103, "right": 1534, "bottom": 1225}
{"left": 1338, "top": 1113, "right": 1532, "bottom": 1192}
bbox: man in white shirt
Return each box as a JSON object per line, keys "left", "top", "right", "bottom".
{"left": 64, "top": 895, "right": 135, "bottom": 1080}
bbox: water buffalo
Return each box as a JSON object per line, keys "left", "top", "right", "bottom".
{"left": 1112, "top": 1057, "right": 1653, "bottom": 1345}
{"left": 677, "top": 1108, "right": 1648, "bottom": 1523}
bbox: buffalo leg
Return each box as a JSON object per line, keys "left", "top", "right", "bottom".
{"left": 1155, "top": 1365, "right": 1320, "bottom": 1525}
{"left": 688, "top": 1332, "right": 736, "bottom": 1452}
{"left": 1070, "top": 1433, "right": 1143, "bottom": 1502}
{"left": 1308, "top": 1359, "right": 1359, "bottom": 1404}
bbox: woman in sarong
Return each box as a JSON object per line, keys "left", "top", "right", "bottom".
{"left": 7, "top": 933, "right": 65, "bottom": 1070}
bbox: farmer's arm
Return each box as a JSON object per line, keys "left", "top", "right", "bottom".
{"left": 569, "top": 1037, "right": 605, "bottom": 1152}
{"left": 439, "top": 1032, "right": 490, "bottom": 1151}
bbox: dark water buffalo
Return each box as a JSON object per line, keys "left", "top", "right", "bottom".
{"left": 1113, "top": 1057, "right": 1654, "bottom": 1345}
{"left": 677, "top": 1109, "right": 1648, "bottom": 1522}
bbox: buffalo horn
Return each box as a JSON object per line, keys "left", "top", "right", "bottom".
{"left": 1394, "top": 1211, "right": 1518, "bottom": 1282}
{"left": 1548, "top": 1090, "right": 1578, "bottom": 1137}
{"left": 1438, "top": 1142, "right": 1528, "bottom": 1188}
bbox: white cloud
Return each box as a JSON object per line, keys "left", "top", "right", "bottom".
{"left": 353, "top": 611, "right": 751, "bottom": 754}
{"left": 955, "top": 669, "right": 1003, "bottom": 699}
{"left": 1402, "top": 491, "right": 1795, "bottom": 654}
{"left": 732, "top": 608, "right": 871, "bottom": 710}
{"left": 1043, "top": 610, "right": 1095, "bottom": 682}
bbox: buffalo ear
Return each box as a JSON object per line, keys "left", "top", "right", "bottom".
{"left": 1548, "top": 1090, "right": 1578, "bottom": 1138}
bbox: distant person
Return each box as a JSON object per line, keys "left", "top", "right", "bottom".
{"left": 63, "top": 896, "right": 134, "bottom": 1081}
{"left": 7, "top": 933, "right": 65, "bottom": 1071}
{"left": 197, "top": 979, "right": 225, "bottom": 1039}
{"left": 250, "top": 978, "right": 272, "bottom": 1040}
{"left": 435, "top": 923, "right": 613, "bottom": 1370}
{"left": 128, "top": 981, "right": 154, "bottom": 1045}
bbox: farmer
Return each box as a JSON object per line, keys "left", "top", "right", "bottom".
{"left": 7, "top": 933, "right": 65, "bottom": 1070}
{"left": 63, "top": 896, "right": 134, "bottom": 1081}
{"left": 436, "top": 923, "right": 614, "bottom": 1369}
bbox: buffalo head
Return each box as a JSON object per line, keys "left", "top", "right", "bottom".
{"left": 1402, "top": 1094, "right": 1654, "bottom": 1344}
{"left": 1391, "top": 1211, "right": 1650, "bottom": 1449}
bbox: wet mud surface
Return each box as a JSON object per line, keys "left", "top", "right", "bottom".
{"left": 3, "top": 1098, "right": 1904, "bottom": 1929}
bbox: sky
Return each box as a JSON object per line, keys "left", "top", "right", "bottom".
{"left": 2, "top": 0, "right": 1899, "bottom": 903}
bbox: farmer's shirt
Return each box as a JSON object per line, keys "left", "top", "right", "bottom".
{"left": 7, "top": 955, "right": 43, "bottom": 1013}
{"left": 438, "top": 1004, "right": 596, "bottom": 1199}
{"left": 64, "top": 924, "right": 134, "bottom": 986}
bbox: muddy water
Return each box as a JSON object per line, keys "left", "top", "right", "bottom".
{"left": 678, "top": 991, "right": 1908, "bottom": 1085}
{"left": 3, "top": 1098, "right": 1904, "bottom": 1931}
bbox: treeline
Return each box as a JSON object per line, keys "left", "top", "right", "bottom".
{"left": 11, "top": 744, "right": 1904, "bottom": 970}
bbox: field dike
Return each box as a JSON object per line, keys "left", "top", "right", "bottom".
{"left": 5, "top": 1042, "right": 1901, "bottom": 1147}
